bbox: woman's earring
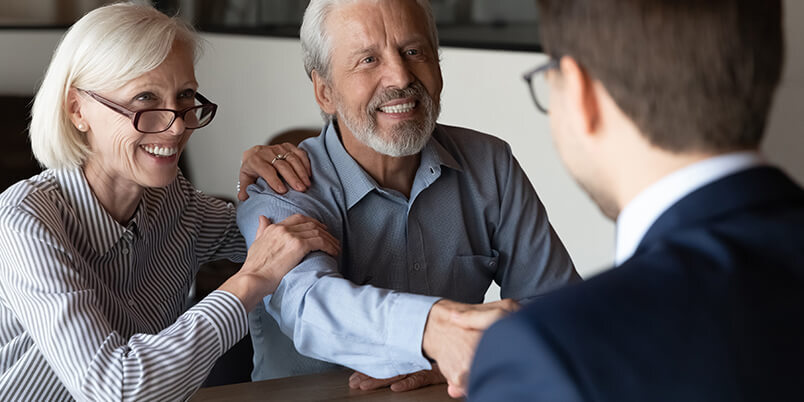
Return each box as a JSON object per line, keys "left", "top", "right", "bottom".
{"left": 77, "top": 123, "right": 87, "bottom": 131}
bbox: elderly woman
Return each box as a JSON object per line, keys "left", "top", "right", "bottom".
{"left": 0, "top": 3, "right": 338, "bottom": 401}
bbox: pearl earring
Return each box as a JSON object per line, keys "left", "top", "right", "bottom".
{"left": 77, "top": 123, "right": 86, "bottom": 131}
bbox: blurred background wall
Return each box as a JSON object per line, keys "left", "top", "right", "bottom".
{"left": 1, "top": 1, "right": 801, "bottom": 296}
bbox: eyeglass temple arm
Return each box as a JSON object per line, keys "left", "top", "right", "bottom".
{"left": 522, "top": 58, "right": 561, "bottom": 81}
{"left": 194, "top": 92, "right": 215, "bottom": 105}
{"left": 78, "top": 89, "right": 135, "bottom": 118}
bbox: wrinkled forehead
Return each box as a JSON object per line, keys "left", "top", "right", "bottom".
{"left": 326, "top": 0, "right": 436, "bottom": 56}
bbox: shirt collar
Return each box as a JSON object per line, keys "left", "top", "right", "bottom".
{"left": 324, "top": 123, "right": 379, "bottom": 209}
{"left": 54, "top": 167, "right": 129, "bottom": 254}
{"left": 407, "top": 126, "right": 462, "bottom": 204}
{"left": 614, "top": 151, "right": 764, "bottom": 266}
{"left": 428, "top": 125, "right": 462, "bottom": 172}
{"left": 324, "top": 121, "right": 461, "bottom": 209}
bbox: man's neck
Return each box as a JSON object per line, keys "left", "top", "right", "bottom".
{"left": 615, "top": 151, "right": 713, "bottom": 213}
{"left": 603, "top": 125, "right": 716, "bottom": 216}
{"left": 338, "top": 121, "right": 421, "bottom": 198}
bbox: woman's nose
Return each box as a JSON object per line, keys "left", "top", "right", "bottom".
{"left": 166, "top": 114, "right": 186, "bottom": 135}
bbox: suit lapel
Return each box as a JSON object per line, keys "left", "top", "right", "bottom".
{"left": 634, "top": 167, "right": 804, "bottom": 257}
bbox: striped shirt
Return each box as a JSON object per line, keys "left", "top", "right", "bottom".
{"left": 0, "top": 167, "right": 248, "bottom": 401}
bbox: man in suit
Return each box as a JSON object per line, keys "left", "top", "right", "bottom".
{"left": 469, "top": 0, "right": 804, "bottom": 400}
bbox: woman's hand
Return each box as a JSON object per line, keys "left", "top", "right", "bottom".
{"left": 219, "top": 214, "right": 340, "bottom": 311}
{"left": 238, "top": 143, "right": 312, "bottom": 201}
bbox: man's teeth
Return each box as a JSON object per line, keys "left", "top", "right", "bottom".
{"left": 142, "top": 145, "right": 178, "bottom": 157}
{"left": 379, "top": 102, "right": 416, "bottom": 114}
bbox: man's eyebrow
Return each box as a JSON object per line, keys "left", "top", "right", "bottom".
{"left": 348, "top": 45, "right": 378, "bottom": 58}
{"left": 345, "top": 36, "right": 433, "bottom": 59}
{"left": 399, "top": 37, "right": 429, "bottom": 49}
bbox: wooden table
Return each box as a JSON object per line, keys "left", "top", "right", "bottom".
{"left": 191, "top": 369, "right": 457, "bottom": 402}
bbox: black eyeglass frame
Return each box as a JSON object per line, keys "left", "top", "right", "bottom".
{"left": 522, "top": 57, "right": 560, "bottom": 114}
{"left": 78, "top": 89, "right": 218, "bottom": 134}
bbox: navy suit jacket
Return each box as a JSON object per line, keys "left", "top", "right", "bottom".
{"left": 469, "top": 167, "right": 804, "bottom": 402}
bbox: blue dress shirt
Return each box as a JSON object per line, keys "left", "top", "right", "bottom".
{"left": 237, "top": 122, "right": 578, "bottom": 380}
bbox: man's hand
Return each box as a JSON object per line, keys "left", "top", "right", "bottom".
{"left": 421, "top": 299, "right": 520, "bottom": 398}
{"left": 348, "top": 365, "right": 446, "bottom": 392}
{"left": 238, "top": 143, "right": 312, "bottom": 201}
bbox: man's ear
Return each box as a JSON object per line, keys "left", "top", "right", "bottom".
{"left": 312, "top": 70, "right": 337, "bottom": 116}
{"left": 67, "top": 88, "right": 88, "bottom": 131}
{"left": 560, "top": 56, "right": 601, "bottom": 136}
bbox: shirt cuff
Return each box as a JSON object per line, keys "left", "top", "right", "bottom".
{"left": 386, "top": 293, "right": 441, "bottom": 374}
{"left": 188, "top": 290, "right": 249, "bottom": 355}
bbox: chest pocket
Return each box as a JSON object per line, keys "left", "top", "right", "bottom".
{"left": 447, "top": 249, "right": 499, "bottom": 303}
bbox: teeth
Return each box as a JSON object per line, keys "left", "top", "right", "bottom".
{"left": 142, "top": 145, "right": 178, "bottom": 157}
{"left": 379, "top": 102, "right": 415, "bottom": 114}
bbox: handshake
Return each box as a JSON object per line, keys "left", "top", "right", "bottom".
{"left": 349, "top": 298, "right": 520, "bottom": 398}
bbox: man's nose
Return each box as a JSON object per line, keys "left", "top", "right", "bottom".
{"left": 382, "top": 53, "right": 415, "bottom": 89}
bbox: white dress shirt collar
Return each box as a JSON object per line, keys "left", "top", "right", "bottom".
{"left": 614, "top": 151, "right": 764, "bottom": 266}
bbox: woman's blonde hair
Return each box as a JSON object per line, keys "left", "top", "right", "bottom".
{"left": 30, "top": 1, "right": 200, "bottom": 169}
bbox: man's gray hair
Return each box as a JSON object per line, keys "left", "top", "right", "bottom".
{"left": 300, "top": 0, "right": 440, "bottom": 81}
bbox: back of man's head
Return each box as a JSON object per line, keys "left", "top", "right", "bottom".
{"left": 537, "top": 0, "right": 784, "bottom": 154}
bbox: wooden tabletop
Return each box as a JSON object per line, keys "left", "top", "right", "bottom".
{"left": 191, "top": 369, "right": 457, "bottom": 402}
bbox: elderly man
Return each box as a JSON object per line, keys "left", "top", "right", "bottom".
{"left": 237, "top": 0, "right": 578, "bottom": 396}
{"left": 469, "top": 0, "right": 804, "bottom": 400}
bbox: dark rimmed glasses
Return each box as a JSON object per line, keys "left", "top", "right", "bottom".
{"left": 79, "top": 89, "right": 218, "bottom": 134}
{"left": 522, "top": 58, "right": 560, "bottom": 114}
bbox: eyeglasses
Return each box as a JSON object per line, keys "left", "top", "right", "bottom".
{"left": 79, "top": 89, "right": 218, "bottom": 134}
{"left": 522, "top": 58, "right": 560, "bottom": 114}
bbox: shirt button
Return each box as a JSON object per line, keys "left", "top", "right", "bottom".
{"left": 488, "top": 261, "right": 497, "bottom": 268}
{"left": 413, "top": 263, "right": 421, "bottom": 271}
{"left": 121, "top": 247, "right": 129, "bottom": 255}
{"left": 127, "top": 299, "right": 136, "bottom": 306}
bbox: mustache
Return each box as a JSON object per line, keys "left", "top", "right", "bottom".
{"left": 367, "top": 81, "right": 431, "bottom": 115}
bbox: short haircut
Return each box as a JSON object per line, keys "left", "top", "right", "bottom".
{"left": 300, "top": 0, "right": 440, "bottom": 81}
{"left": 30, "top": 2, "right": 200, "bottom": 169}
{"left": 537, "top": 0, "right": 784, "bottom": 153}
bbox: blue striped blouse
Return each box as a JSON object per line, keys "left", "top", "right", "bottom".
{"left": 0, "top": 167, "right": 247, "bottom": 401}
